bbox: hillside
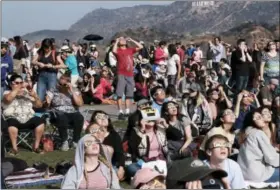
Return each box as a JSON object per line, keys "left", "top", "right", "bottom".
{"left": 22, "top": 1, "right": 279, "bottom": 44}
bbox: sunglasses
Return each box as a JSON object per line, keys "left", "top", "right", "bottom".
{"left": 269, "top": 43, "right": 276, "bottom": 46}
{"left": 210, "top": 142, "right": 231, "bottom": 149}
{"left": 95, "top": 113, "right": 109, "bottom": 120}
{"left": 90, "top": 127, "right": 105, "bottom": 134}
{"left": 13, "top": 81, "right": 23, "bottom": 85}
{"left": 84, "top": 140, "right": 101, "bottom": 147}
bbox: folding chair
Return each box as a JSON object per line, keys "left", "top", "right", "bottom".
{"left": 3, "top": 129, "right": 34, "bottom": 152}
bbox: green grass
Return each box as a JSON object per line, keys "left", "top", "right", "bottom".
{"left": 10, "top": 120, "right": 129, "bottom": 189}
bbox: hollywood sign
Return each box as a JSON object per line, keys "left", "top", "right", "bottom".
{"left": 192, "top": 1, "right": 215, "bottom": 7}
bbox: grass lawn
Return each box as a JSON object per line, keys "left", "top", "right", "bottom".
{"left": 8, "top": 120, "right": 131, "bottom": 189}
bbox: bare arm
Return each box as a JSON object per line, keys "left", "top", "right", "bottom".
{"left": 260, "top": 61, "right": 265, "bottom": 81}
{"left": 2, "top": 89, "right": 20, "bottom": 104}
{"left": 180, "top": 125, "right": 193, "bottom": 153}
{"left": 29, "top": 91, "right": 43, "bottom": 108}
{"left": 112, "top": 38, "right": 119, "bottom": 54}
{"left": 129, "top": 38, "right": 143, "bottom": 51}
{"left": 53, "top": 55, "right": 67, "bottom": 69}
{"left": 234, "top": 93, "right": 243, "bottom": 118}
{"left": 176, "top": 58, "right": 181, "bottom": 80}
{"left": 221, "top": 90, "right": 233, "bottom": 109}
{"left": 245, "top": 52, "right": 253, "bottom": 62}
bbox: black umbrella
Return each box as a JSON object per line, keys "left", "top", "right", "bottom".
{"left": 83, "top": 34, "right": 103, "bottom": 41}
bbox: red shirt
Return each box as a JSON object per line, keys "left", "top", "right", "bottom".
{"left": 154, "top": 47, "right": 166, "bottom": 64}
{"left": 177, "top": 48, "right": 185, "bottom": 65}
{"left": 92, "top": 78, "right": 111, "bottom": 100}
{"left": 115, "top": 48, "right": 137, "bottom": 77}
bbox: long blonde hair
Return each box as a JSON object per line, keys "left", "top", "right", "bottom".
{"left": 83, "top": 146, "right": 113, "bottom": 189}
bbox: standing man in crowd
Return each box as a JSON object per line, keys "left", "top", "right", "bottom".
{"left": 209, "top": 37, "right": 225, "bottom": 72}
{"left": 231, "top": 39, "right": 252, "bottom": 94}
{"left": 113, "top": 37, "right": 143, "bottom": 120}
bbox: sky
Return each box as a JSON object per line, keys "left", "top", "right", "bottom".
{"left": 2, "top": 1, "right": 173, "bottom": 37}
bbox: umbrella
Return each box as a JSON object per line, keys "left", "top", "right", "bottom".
{"left": 83, "top": 34, "right": 103, "bottom": 41}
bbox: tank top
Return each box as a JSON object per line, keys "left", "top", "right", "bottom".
{"left": 38, "top": 51, "right": 57, "bottom": 73}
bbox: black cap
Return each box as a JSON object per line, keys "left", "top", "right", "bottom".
{"left": 166, "top": 158, "right": 227, "bottom": 188}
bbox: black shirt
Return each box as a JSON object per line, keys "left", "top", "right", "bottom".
{"left": 231, "top": 49, "right": 251, "bottom": 76}
{"left": 103, "top": 130, "right": 125, "bottom": 168}
{"left": 13, "top": 47, "right": 27, "bottom": 60}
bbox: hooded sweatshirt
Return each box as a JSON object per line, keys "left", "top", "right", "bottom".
{"left": 237, "top": 126, "right": 279, "bottom": 182}
{"left": 61, "top": 134, "right": 121, "bottom": 189}
{"left": 1, "top": 53, "right": 13, "bottom": 87}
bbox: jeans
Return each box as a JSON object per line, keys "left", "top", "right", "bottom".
{"left": 265, "top": 168, "right": 279, "bottom": 183}
{"left": 168, "top": 75, "right": 177, "bottom": 86}
{"left": 37, "top": 72, "right": 57, "bottom": 101}
{"left": 126, "top": 163, "right": 141, "bottom": 178}
{"left": 235, "top": 76, "right": 249, "bottom": 93}
{"left": 50, "top": 111, "right": 84, "bottom": 143}
{"left": 1, "top": 85, "right": 6, "bottom": 100}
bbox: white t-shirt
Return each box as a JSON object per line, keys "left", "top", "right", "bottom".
{"left": 167, "top": 54, "right": 180, "bottom": 75}
{"left": 204, "top": 159, "right": 247, "bottom": 189}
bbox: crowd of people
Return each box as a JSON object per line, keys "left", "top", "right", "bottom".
{"left": 1, "top": 34, "right": 279, "bottom": 189}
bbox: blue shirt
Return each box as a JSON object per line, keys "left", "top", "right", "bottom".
{"left": 65, "top": 55, "right": 79, "bottom": 76}
{"left": 185, "top": 48, "right": 196, "bottom": 57}
{"left": 151, "top": 99, "right": 168, "bottom": 114}
{"left": 234, "top": 105, "right": 255, "bottom": 130}
{"left": 204, "top": 159, "right": 247, "bottom": 189}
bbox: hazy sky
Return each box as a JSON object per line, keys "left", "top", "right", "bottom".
{"left": 2, "top": 1, "right": 173, "bottom": 37}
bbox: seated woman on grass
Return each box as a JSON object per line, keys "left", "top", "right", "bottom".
{"left": 61, "top": 134, "right": 120, "bottom": 189}
{"left": 86, "top": 110, "right": 126, "bottom": 181}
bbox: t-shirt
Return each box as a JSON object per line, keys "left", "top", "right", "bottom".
{"left": 167, "top": 54, "right": 180, "bottom": 76}
{"left": 231, "top": 49, "right": 251, "bottom": 76}
{"left": 166, "top": 116, "right": 191, "bottom": 141}
{"left": 262, "top": 52, "right": 279, "bottom": 77}
{"left": 204, "top": 159, "right": 247, "bottom": 189}
{"left": 115, "top": 48, "right": 137, "bottom": 77}
{"left": 65, "top": 55, "right": 79, "bottom": 76}
{"left": 13, "top": 47, "right": 27, "bottom": 60}
{"left": 47, "top": 88, "right": 81, "bottom": 113}
{"left": 79, "top": 164, "right": 108, "bottom": 189}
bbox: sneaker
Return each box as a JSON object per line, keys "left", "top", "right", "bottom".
{"left": 61, "top": 141, "right": 69, "bottom": 151}
{"left": 72, "top": 142, "right": 77, "bottom": 149}
{"left": 118, "top": 113, "right": 125, "bottom": 120}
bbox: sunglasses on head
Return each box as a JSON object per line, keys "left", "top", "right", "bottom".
{"left": 84, "top": 140, "right": 101, "bottom": 147}
{"left": 210, "top": 142, "right": 231, "bottom": 149}
{"left": 95, "top": 113, "right": 109, "bottom": 120}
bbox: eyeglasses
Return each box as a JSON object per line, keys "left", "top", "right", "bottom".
{"left": 155, "top": 89, "right": 164, "bottom": 96}
{"left": 95, "top": 113, "right": 109, "bottom": 120}
{"left": 167, "top": 103, "right": 178, "bottom": 110}
{"left": 269, "top": 43, "right": 276, "bottom": 46}
{"left": 253, "top": 115, "right": 263, "bottom": 121}
{"left": 84, "top": 140, "right": 101, "bottom": 147}
{"left": 13, "top": 81, "right": 23, "bottom": 85}
{"left": 210, "top": 142, "right": 231, "bottom": 149}
{"left": 90, "top": 127, "right": 105, "bottom": 134}
{"left": 223, "top": 110, "right": 234, "bottom": 116}
{"left": 261, "top": 110, "right": 271, "bottom": 115}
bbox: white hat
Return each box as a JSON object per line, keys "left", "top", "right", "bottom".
{"left": 90, "top": 44, "right": 96, "bottom": 48}
{"left": 1, "top": 37, "right": 8, "bottom": 43}
{"left": 78, "top": 62, "right": 85, "bottom": 67}
{"left": 60, "top": 45, "right": 71, "bottom": 52}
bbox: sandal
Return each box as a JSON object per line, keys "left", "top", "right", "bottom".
{"left": 9, "top": 149, "right": 19, "bottom": 156}
{"left": 33, "top": 148, "right": 44, "bottom": 154}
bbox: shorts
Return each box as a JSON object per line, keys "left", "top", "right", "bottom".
{"left": 116, "top": 75, "right": 135, "bottom": 99}
{"left": 6, "top": 116, "right": 45, "bottom": 130}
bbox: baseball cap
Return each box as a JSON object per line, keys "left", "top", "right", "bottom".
{"left": 137, "top": 99, "right": 152, "bottom": 108}
{"left": 270, "top": 79, "right": 279, "bottom": 86}
{"left": 132, "top": 168, "right": 165, "bottom": 188}
{"left": 166, "top": 157, "right": 227, "bottom": 188}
